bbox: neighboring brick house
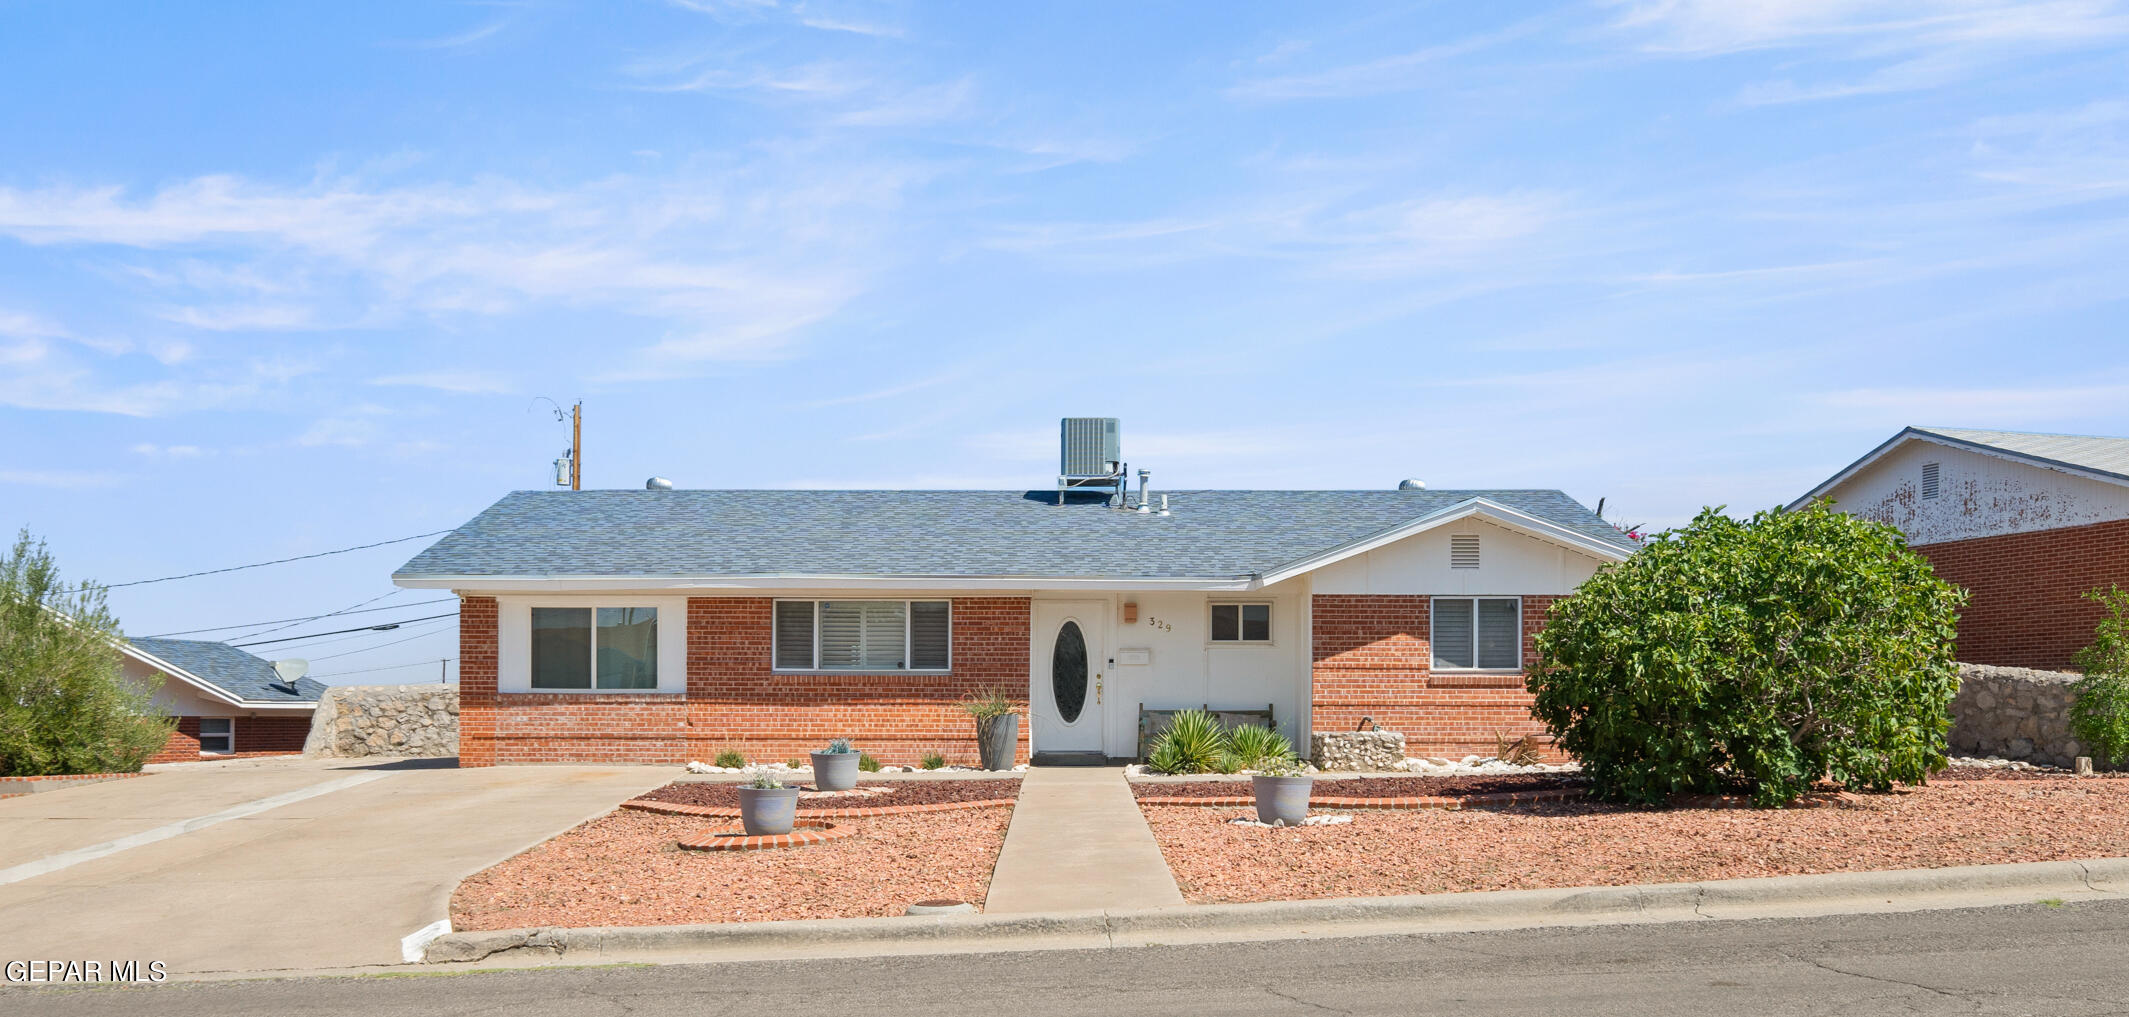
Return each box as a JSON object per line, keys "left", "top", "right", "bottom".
{"left": 1794, "top": 427, "right": 2129, "bottom": 671}
{"left": 395, "top": 424, "right": 1636, "bottom": 767}
{"left": 120, "top": 637, "right": 325, "bottom": 763}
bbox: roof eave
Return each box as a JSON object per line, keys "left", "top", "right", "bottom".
{"left": 117, "top": 642, "right": 250, "bottom": 707}
{"left": 393, "top": 573, "right": 1266, "bottom": 593}
{"left": 1256, "top": 497, "right": 1634, "bottom": 586}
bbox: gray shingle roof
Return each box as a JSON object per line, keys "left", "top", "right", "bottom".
{"left": 1913, "top": 427, "right": 2129, "bottom": 483}
{"left": 395, "top": 489, "right": 1635, "bottom": 581}
{"left": 126, "top": 637, "right": 327, "bottom": 704}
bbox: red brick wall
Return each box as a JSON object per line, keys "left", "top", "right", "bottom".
{"left": 1913, "top": 517, "right": 2129, "bottom": 671}
{"left": 147, "top": 715, "right": 311, "bottom": 763}
{"left": 1310, "top": 593, "right": 1559, "bottom": 759}
{"left": 455, "top": 596, "right": 1032, "bottom": 767}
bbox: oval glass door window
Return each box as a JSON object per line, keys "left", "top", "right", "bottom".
{"left": 1052, "top": 620, "right": 1088, "bottom": 724}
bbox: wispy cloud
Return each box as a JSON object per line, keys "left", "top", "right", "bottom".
{"left": 370, "top": 370, "right": 514, "bottom": 394}
{"left": 0, "top": 469, "right": 123, "bottom": 489}
{"left": 1227, "top": 19, "right": 1545, "bottom": 101}
{"left": 1608, "top": 0, "right": 2129, "bottom": 104}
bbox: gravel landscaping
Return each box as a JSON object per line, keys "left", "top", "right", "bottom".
{"left": 636, "top": 778, "right": 1019, "bottom": 811}
{"left": 1143, "top": 771, "right": 2129, "bottom": 905}
{"left": 452, "top": 806, "right": 1012, "bottom": 930}
{"left": 1133, "top": 773, "right": 1581, "bottom": 799}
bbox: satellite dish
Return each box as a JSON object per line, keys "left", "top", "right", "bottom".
{"left": 273, "top": 659, "right": 309, "bottom": 686}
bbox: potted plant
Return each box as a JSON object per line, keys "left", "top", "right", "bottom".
{"left": 736, "top": 772, "right": 802, "bottom": 836}
{"left": 1250, "top": 755, "right": 1313, "bottom": 826}
{"left": 810, "top": 738, "right": 861, "bottom": 791}
{"left": 958, "top": 688, "right": 1020, "bottom": 771}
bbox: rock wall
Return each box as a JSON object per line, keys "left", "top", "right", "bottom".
{"left": 1310, "top": 731, "right": 1407, "bottom": 772}
{"left": 1948, "top": 663, "right": 2083, "bottom": 767}
{"left": 304, "top": 684, "right": 459, "bottom": 758}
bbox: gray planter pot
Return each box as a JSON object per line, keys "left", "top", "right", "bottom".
{"left": 1252, "top": 774, "right": 1313, "bottom": 826}
{"left": 736, "top": 785, "right": 802, "bottom": 836}
{"left": 810, "top": 751, "right": 860, "bottom": 792}
{"left": 978, "top": 714, "right": 1019, "bottom": 771}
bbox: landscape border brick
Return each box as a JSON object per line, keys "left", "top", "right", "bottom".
{"left": 623, "top": 796, "right": 1017, "bottom": 819}
{"left": 677, "top": 819, "right": 854, "bottom": 851}
{"left": 1134, "top": 788, "right": 1587, "bottom": 810}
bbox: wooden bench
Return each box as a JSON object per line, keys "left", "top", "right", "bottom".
{"left": 1136, "top": 702, "right": 1276, "bottom": 761}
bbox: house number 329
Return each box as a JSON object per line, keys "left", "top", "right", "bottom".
{"left": 1145, "top": 616, "right": 1173, "bottom": 632}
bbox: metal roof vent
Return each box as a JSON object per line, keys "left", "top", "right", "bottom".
{"left": 1398, "top": 478, "right": 1426, "bottom": 491}
{"left": 1920, "top": 462, "right": 1940, "bottom": 500}
{"left": 645, "top": 477, "right": 674, "bottom": 491}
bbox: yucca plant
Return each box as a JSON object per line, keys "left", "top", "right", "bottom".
{"left": 858, "top": 752, "right": 882, "bottom": 772}
{"left": 1146, "top": 709, "right": 1230, "bottom": 774}
{"left": 920, "top": 749, "right": 947, "bottom": 770}
{"left": 1225, "top": 724, "right": 1296, "bottom": 772}
{"left": 713, "top": 748, "right": 746, "bottom": 769}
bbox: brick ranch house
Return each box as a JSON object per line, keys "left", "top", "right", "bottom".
{"left": 1795, "top": 426, "right": 2129, "bottom": 671}
{"left": 394, "top": 442, "right": 1637, "bottom": 768}
{"left": 119, "top": 637, "right": 325, "bottom": 763}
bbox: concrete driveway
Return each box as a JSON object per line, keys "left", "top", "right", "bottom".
{"left": 0, "top": 756, "right": 670, "bottom": 976}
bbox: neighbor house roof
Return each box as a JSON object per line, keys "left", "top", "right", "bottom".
{"left": 123, "top": 637, "right": 327, "bottom": 706}
{"left": 394, "top": 488, "right": 1637, "bottom": 591}
{"left": 1791, "top": 426, "right": 2129, "bottom": 510}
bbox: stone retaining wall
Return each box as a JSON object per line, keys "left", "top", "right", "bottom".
{"left": 1310, "top": 731, "right": 1407, "bottom": 772}
{"left": 1948, "top": 663, "right": 2084, "bottom": 767}
{"left": 304, "top": 684, "right": 459, "bottom": 758}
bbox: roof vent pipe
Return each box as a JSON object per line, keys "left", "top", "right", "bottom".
{"left": 1136, "top": 469, "right": 1151, "bottom": 514}
{"left": 646, "top": 477, "right": 673, "bottom": 490}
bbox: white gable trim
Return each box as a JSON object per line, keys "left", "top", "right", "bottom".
{"left": 1791, "top": 427, "right": 2129, "bottom": 512}
{"left": 1256, "top": 497, "right": 1632, "bottom": 587}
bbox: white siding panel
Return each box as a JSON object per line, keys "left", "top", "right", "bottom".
{"left": 1818, "top": 440, "right": 2129, "bottom": 545}
{"left": 1309, "top": 518, "right": 1604, "bottom": 596}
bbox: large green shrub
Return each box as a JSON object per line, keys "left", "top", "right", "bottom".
{"left": 2070, "top": 585, "right": 2129, "bottom": 767}
{"left": 1529, "top": 505, "right": 1965, "bottom": 807}
{"left": 0, "top": 530, "right": 174, "bottom": 776}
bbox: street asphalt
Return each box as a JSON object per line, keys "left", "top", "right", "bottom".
{"left": 15, "top": 899, "right": 2129, "bottom": 1015}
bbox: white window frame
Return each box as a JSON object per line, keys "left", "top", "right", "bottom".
{"left": 1208, "top": 601, "right": 1275, "bottom": 646}
{"left": 197, "top": 717, "right": 234, "bottom": 755}
{"left": 772, "top": 599, "right": 953, "bottom": 673}
{"left": 496, "top": 596, "right": 688, "bottom": 695}
{"left": 1430, "top": 596, "right": 1522, "bottom": 672}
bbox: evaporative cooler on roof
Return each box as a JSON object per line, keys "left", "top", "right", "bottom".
{"left": 1057, "top": 417, "right": 1124, "bottom": 505}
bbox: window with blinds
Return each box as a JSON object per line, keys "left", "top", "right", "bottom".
{"left": 773, "top": 600, "right": 951, "bottom": 671}
{"left": 1431, "top": 597, "right": 1520, "bottom": 670}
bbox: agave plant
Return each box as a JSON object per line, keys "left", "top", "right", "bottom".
{"left": 1146, "top": 709, "right": 1230, "bottom": 774}
{"left": 1225, "top": 724, "right": 1296, "bottom": 772}
{"left": 744, "top": 772, "right": 785, "bottom": 789}
{"left": 821, "top": 737, "right": 856, "bottom": 754}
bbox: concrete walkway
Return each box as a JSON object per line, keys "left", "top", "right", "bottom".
{"left": 985, "top": 766, "right": 1182, "bottom": 913}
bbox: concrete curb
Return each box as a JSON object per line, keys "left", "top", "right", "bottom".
{"left": 424, "top": 856, "right": 2129, "bottom": 966}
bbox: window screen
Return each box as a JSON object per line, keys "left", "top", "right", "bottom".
{"left": 197, "top": 717, "right": 233, "bottom": 754}
{"left": 531, "top": 607, "right": 593, "bottom": 689}
{"left": 1432, "top": 597, "right": 1520, "bottom": 670}
{"left": 774, "top": 600, "right": 816, "bottom": 669}
{"left": 1476, "top": 599, "right": 1519, "bottom": 669}
{"left": 911, "top": 601, "right": 951, "bottom": 669}
{"left": 1431, "top": 598, "right": 1474, "bottom": 669}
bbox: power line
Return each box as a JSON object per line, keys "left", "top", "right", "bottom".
{"left": 229, "top": 611, "right": 458, "bottom": 647}
{"left": 212, "top": 589, "right": 409, "bottom": 642}
{"left": 305, "top": 619, "right": 458, "bottom": 662}
{"left": 142, "top": 596, "right": 455, "bottom": 638}
{"left": 311, "top": 658, "right": 455, "bottom": 680}
{"left": 86, "top": 530, "right": 454, "bottom": 591}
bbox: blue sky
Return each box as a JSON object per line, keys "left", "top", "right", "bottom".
{"left": 5, "top": 0, "right": 2128, "bottom": 683}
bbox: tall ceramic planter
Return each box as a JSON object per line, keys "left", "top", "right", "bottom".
{"left": 737, "top": 786, "right": 802, "bottom": 835}
{"left": 979, "top": 714, "right": 1019, "bottom": 771}
{"left": 810, "top": 751, "right": 860, "bottom": 791}
{"left": 1251, "top": 774, "right": 1313, "bottom": 825}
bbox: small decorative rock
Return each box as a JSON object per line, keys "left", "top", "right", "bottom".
{"left": 1226, "top": 814, "right": 1354, "bottom": 828}
{"left": 2078, "top": 756, "right": 2096, "bottom": 776}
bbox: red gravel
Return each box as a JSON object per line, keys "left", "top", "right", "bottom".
{"left": 1144, "top": 776, "right": 2129, "bottom": 905}
{"left": 637, "top": 778, "right": 1020, "bottom": 811}
{"left": 1134, "top": 774, "right": 1582, "bottom": 799}
{"left": 452, "top": 806, "right": 1012, "bottom": 930}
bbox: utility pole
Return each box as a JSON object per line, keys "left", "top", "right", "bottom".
{"left": 570, "top": 400, "right": 582, "bottom": 490}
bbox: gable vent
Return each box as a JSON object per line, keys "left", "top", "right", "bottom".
{"left": 1921, "top": 462, "right": 1941, "bottom": 501}
{"left": 1450, "top": 534, "right": 1480, "bottom": 569}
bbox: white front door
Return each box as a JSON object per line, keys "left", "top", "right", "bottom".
{"left": 1032, "top": 600, "right": 1106, "bottom": 755}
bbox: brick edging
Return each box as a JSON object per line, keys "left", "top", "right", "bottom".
{"left": 678, "top": 819, "right": 856, "bottom": 851}
{"left": 0, "top": 771, "right": 149, "bottom": 784}
{"left": 1136, "top": 787, "right": 1588, "bottom": 810}
{"left": 623, "top": 797, "right": 1018, "bottom": 819}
